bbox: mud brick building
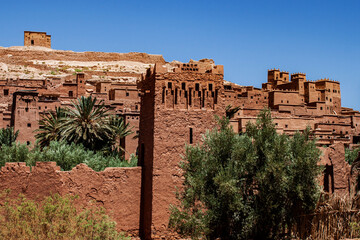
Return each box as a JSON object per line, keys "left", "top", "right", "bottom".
{"left": 24, "top": 31, "right": 51, "bottom": 48}
{"left": 0, "top": 32, "right": 359, "bottom": 239}
{"left": 138, "top": 61, "right": 225, "bottom": 238}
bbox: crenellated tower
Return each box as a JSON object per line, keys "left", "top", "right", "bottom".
{"left": 138, "top": 59, "right": 225, "bottom": 239}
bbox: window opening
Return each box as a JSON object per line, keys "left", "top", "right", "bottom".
{"left": 195, "top": 83, "right": 199, "bottom": 91}
{"left": 189, "top": 128, "right": 193, "bottom": 144}
{"left": 175, "top": 89, "right": 178, "bottom": 104}
{"left": 209, "top": 84, "right": 213, "bottom": 91}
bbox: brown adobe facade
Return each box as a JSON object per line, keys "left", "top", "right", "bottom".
{"left": 0, "top": 33, "right": 359, "bottom": 238}
{"left": 138, "top": 60, "right": 225, "bottom": 238}
{"left": 225, "top": 69, "right": 360, "bottom": 148}
{"left": 24, "top": 31, "right": 51, "bottom": 48}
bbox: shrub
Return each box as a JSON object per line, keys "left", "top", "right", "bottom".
{"left": 0, "top": 127, "right": 19, "bottom": 147}
{"left": 0, "top": 141, "right": 137, "bottom": 171}
{"left": 0, "top": 143, "right": 29, "bottom": 167}
{"left": 346, "top": 147, "right": 360, "bottom": 165}
{"left": 0, "top": 193, "right": 129, "bottom": 240}
{"left": 169, "top": 110, "right": 322, "bottom": 239}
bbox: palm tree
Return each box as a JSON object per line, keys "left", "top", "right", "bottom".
{"left": 0, "top": 127, "right": 19, "bottom": 147}
{"left": 108, "top": 115, "right": 133, "bottom": 152}
{"left": 225, "top": 105, "right": 241, "bottom": 119}
{"left": 35, "top": 107, "right": 66, "bottom": 148}
{"left": 59, "top": 96, "right": 115, "bottom": 151}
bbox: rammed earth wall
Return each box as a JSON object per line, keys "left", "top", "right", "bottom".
{"left": 0, "top": 162, "right": 142, "bottom": 234}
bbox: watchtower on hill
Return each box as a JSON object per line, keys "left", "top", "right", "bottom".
{"left": 24, "top": 31, "right": 51, "bottom": 48}
{"left": 138, "top": 60, "right": 225, "bottom": 239}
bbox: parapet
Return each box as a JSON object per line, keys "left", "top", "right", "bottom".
{"left": 156, "top": 59, "right": 224, "bottom": 75}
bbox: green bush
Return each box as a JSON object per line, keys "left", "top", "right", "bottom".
{"left": 169, "top": 110, "right": 322, "bottom": 239}
{"left": 0, "top": 193, "right": 129, "bottom": 240}
{"left": 346, "top": 147, "right": 360, "bottom": 165}
{"left": 0, "top": 127, "right": 19, "bottom": 147}
{"left": 0, "top": 141, "right": 137, "bottom": 171}
{"left": 0, "top": 143, "right": 30, "bottom": 167}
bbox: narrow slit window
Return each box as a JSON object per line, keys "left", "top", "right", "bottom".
{"left": 209, "top": 83, "right": 213, "bottom": 91}
{"left": 175, "top": 88, "right": 178, "bottom": 104}
{"left": 189, "top": 89, "right": 192, "bottom": 106}
{"left": 162, "top": 87, "right": 165, "bottom": 103}
{"left": 181, "top": 83, "right": 186, "bottom": 90}
{"left": 195, "top": 83, "right": 200, "bottom": 91}
{"left": 189, "top": 128, "right": 193, "bottom": 144}
{"left": 214, "top": 89, "right": 218, "bottom": 104}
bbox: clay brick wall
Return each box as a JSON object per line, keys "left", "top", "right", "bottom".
{"left": 11, "top": 91, "right": 40, "bottom": 145}
{"left": 24, "top": 31, "right": 51, "bottom": 48}
{"left": 319, "top": 143, "right": 351, "bottom": 194}
{"left": 139, "top": 63, "right": 225, "bottom": 239}
{"left": 123, "top": 113, "right": 139, "bottom": 159}
{"left": 0, "top": 162, "right": 142, "bottom": 234}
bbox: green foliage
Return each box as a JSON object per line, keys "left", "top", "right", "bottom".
{"left": 0, "top": 141, "right": 137, "bottom": 171}
{"left": 0, "top": 143, "right": 30, "bottom": 167}
{"left": 0, "top": 127, "right": 19, "bottom": 147}
{"left": 35, "top": 96, "right": 132, "bottom": 154}
{"left": 169, "top": 109, "right": 322, "bottom": 239}
{"left": 35, "top": 107, "right": 66, "bottom": 149}
{"left": 346, "top": 147, "right": 360, "bottom": 165}
{"left": 0, "top": 193, "right": 129, "bottom": 240}
{"left": 59, "top": 96, "right": 113, "bottom": 151}
{"left": 225, "top": 104, "right": 240, "bottom": 119}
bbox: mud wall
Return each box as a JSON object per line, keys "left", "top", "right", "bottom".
{"left": 0, "top": 162, "right": 141, "bottom": 234}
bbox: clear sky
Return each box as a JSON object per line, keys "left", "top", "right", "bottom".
{"left": 0, "top": 0, "right": 359, "bottom": 110}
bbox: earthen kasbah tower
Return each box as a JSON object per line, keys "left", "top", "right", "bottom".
{"left": 138, "top": 60, "right": 225, "bottom": 239}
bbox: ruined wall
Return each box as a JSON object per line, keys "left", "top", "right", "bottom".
{"left": 0, "top": 162, "right": 142, "bottom": 234}
{"left": 319, "top": 143, "right": 351, "bottom": 194}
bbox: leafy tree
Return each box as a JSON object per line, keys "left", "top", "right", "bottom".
{"left": 169, "top": 109, "right": 322, "bottom": 239}
{"left": 0, "top": 127, "right": 19, "bottom": 147}
{"left": 35, "top": 96, "right": 133, "bottom": 153}
{"left": 106, "top": 116, "right": 133, "bottom": 154}
{"left": 35, "top": 107, "right": 66, "bottom": 148}
{"left": 59, "top": 96, "right": 114, "bottom": 151}
{"left": 225, "top": 105, "right": 240, "bottom": 119}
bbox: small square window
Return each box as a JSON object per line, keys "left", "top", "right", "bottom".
{"left": 27, "top": 123, "right": 31, "bottom": 128}
{"left": 126, "top": 92, "right": 129, "bottom": 97}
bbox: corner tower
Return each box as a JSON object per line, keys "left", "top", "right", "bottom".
{"left": 138, "top": 59, "right": 225, "bottom": 239}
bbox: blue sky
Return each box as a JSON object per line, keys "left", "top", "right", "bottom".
{"left": 0, "top": 0, "right": 359, "bottom": 110}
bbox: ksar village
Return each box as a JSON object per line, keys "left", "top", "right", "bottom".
{"left": 0, "top": 2, "right": 359, "bottom": 240}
